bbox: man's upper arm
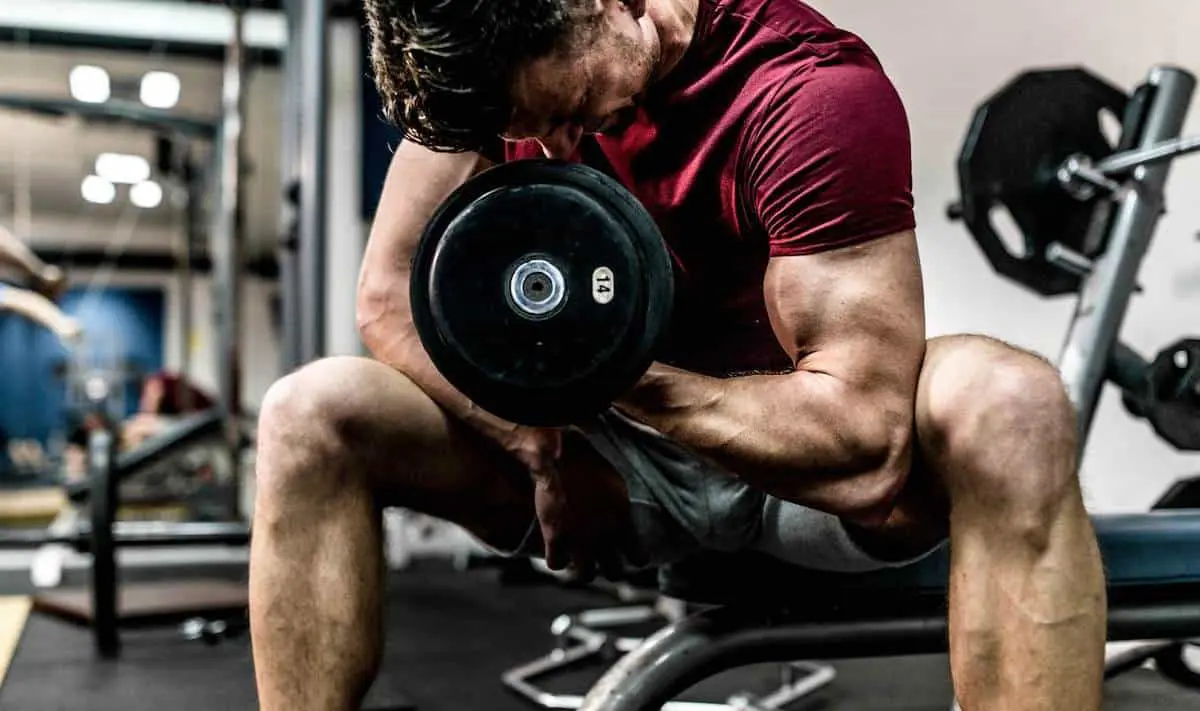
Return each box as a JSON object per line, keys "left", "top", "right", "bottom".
{"left": 357, "top": 142, "right": 488, "bottom": 340}
{"left": 745, "top": 56, "right": 924, "bottom": 396}
{"left": 361, "top": 142, "right": 488, "bottom": 284}
{"left": 763, "top": 233, "right": 924, "bottom": 400}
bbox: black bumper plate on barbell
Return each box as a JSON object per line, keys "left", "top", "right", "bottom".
{"left": 956, "top": 67, "right": 1128, "bottom": 296}
{"left": 411, "top": 159, "right": 674, "bottom": 426}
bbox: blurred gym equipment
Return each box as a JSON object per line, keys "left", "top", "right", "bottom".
{"left": 40, "top": 383, "right": 246, "bottom": 658}
{"left": 0, "top": 2, "right": 259, "bottom": 658}
{"left": 277, "top": 0, "right": 330, "bottom": 370}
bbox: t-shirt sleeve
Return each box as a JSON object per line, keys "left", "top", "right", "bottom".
{"left": 742, "top": 56, "right": 916, "bottom": 257}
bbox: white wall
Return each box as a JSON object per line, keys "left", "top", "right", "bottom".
{"left": 809, "top": 0, "right": 1200, "bottom": 511}
{"left": 168, "top": 276, "right": 281, "bottom": 411}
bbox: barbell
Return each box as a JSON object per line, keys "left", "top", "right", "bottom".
{"left": 949, "top": 66, "right": 1200, "bottom": 297}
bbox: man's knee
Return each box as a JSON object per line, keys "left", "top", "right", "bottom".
{"left": 256, "top": 357, "right": 382, "bottom": 501}
{"left": 921, "top": 336, "right": 1080, "bottom": 533}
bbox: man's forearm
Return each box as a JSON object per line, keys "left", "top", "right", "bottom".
{"left": 357, "top": 291, "right": 524, "bottom": 446}
{"left": 614, "top": 363, "right": 908, "bottom": 517}
{"left": 356, "top": 145, "right": 518, "bottom": 443}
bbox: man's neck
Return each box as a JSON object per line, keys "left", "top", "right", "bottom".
{"left": 647, "top": 0, "right": 700, "bottom": 81}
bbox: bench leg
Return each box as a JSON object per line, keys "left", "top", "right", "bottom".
{"left": 579, "top": 604, "right": 950, "bottom": 711}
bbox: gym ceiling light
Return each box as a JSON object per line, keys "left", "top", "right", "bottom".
{"left": 130, "top": 181, "right": 163, "bottom": 209}
{"left": 80, "top": 175, "right": 116, "bottom": 205}
{"left": 140, "top": 71, "right": 181, "bottom": 110}
{"left": 69, "top": 65, "right": 110, "bottom": 104}
{"left": 95, "top": 153, "right": 151, "bottom": 185}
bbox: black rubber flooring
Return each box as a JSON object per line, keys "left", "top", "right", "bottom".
{"left": 1, "top": 562, "right": 1197, "bottom": 710}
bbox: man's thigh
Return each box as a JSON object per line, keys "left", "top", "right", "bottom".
{"left": 298, "top": 357, "right": 629, "bottom": 555}
{"left": 845, "top": 333, "right": 1060, "bottom": 560}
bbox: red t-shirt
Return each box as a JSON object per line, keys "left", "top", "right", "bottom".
{"left": 142, "top": 371, "right": 216, "bottom": 416}
{"left": 501, "top": 0, "right": 915, "bottom": 376}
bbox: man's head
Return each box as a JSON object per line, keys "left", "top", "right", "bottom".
{"left": 365, "top": 0, "right": 661, "bottom": 158}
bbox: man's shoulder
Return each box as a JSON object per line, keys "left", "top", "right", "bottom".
{"left": 704, "top": 0, "right": 875, "bottom": 56}
{"left": 722, "top": 3, "right": 914, "bottom": 256}
{"left": 702, "top": 0, "right": 893, "bottom": 122}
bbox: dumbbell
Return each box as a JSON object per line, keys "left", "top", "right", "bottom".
{"left": 410, "top": 160, "right": 674, "bottom": 426}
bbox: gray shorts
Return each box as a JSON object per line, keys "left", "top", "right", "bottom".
{"left": 505, "top": 410, "right": 943, "bottom": 573}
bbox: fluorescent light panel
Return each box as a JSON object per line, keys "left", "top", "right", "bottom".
{"left": 69, "top": 65, "right": 110, "bottom": 104}
{"left": 130, "top": 181, "right": 163, "bottom": 209}
{"left": 81, "top": 175, "right": 115, "bottom": 205}
{"left": 140, "top": 71, "right": 180, "bottom": 109}
{"left": 95, "top": 153, "right": 150, "bottom": 185}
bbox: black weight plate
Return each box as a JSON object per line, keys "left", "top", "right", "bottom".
{"left": 431, "top": 185, "right": 641, "bottom": 387}
{"left": 411, "top": 159, "right": 673, "bottom": 426}
{"left": 557, "top": 160, "right": 676, "bottom": 397}
{"left": 957, "top": 68, "right": 1127, "bottom": 296}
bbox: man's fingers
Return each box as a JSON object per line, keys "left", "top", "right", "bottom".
{"left": 537, "top": 506, "right": 565, "bottom": 570}
{"left": 542, "top": 527, "right": 567, "bottom": 570}
{"left": 568, "top": 552, "right": 597, "bottom": 584}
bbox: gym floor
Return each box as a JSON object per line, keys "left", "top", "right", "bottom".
{"left": 0, "top": 561, "right": 1194, "bottom": 710}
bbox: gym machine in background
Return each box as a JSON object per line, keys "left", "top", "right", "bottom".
{"left": 0, "top": 397, "right": 247, "bottom": 658}
{"left": 0, "top": 0, "right": 255, "bottom": 508}
{"left": 276, "top": 0, "right": 303, "bottom": 373}
{"left": 948, "top": 66, "right": 1200, "bottom": 451}
{"left": 277, "top": 0, "right": 330, "bottom": 371}
{"left": 211, "top": 0, "right": 248, "bottom": 503}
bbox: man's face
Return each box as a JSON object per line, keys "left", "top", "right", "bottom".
{"left": 505, "top": 4, "right": 657, "bottom": 158}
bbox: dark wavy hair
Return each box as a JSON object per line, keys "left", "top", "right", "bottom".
{"left": 364, "top": 0, "right": 590, "bottom": 153}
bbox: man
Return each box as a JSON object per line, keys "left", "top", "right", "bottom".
{"left": 123, "top": 370, "right": 216, "bottom": 450}
{"left": 250, "top": 0, "right": 1107, "bottom": 709}
{"left": 136, "top": 370, "right": 216, "bottom": 417}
